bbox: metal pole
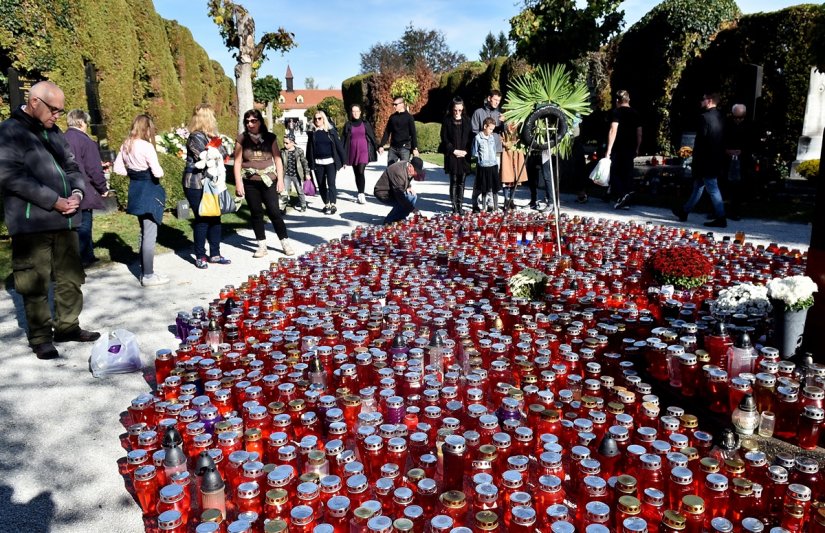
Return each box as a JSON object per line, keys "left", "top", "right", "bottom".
{"left": 543, "top": 117, "right": 562, "bottom": 255}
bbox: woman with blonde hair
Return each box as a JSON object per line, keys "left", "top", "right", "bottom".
{"left": 184, "top": 104, "right": 230, "bottom": 269}
{"left": 306, "top": 110, "right": 346, "bottom": 214}
{"left": 113, "top": 114, "right": 169, "bottom": 286}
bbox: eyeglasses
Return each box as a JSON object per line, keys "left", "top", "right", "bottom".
{"left": 314, "top": 117, "right": 323, "bottom": 121}
{"left": 35, "top": 96, "right": 64, "bottom": 116}
{"left": 244, "top": 118, "right": 259, "bottom": 124}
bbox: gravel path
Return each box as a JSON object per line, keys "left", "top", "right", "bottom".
{"left": 0, "top": 146, "right": 811, "bottom": 532}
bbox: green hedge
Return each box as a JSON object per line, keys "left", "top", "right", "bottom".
{"left": 415, "top": 122, "right": 441, "bottom": 153}
{"left": 797, "top": 159, "right": 820, "bottom": 180}
{"left": 109, "top": 152, "right": 186, "bottom": 211}
{"left": 611, "top": 0, "right": 741, "bottom": 153}
{"left": 341, "top": 73, "right": 372, "bottom": 120}
{"left": 0, "top": 0, "right": 236, "bottom": 146}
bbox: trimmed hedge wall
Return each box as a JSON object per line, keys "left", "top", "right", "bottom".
{"left": 0, "top": 0, "right": 237, "bottom": 145}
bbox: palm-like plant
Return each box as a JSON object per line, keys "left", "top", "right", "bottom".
{"left": 503, "top": 64, "right": 591, "bottom": 157}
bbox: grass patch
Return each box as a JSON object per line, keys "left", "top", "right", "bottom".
{"left": 420, "top": 153, "right": 444, "bottom": 167}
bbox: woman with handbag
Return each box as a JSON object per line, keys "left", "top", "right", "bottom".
{"left": 342, "top": 104, "right": 378, "bottom": 204}
{"left": 184, "top": 104, "right": 230, "bottom": 269}
{"left": 233, "top": 109, "right": 295, "bottom": 258}
{"left": 306, "top": 110, "right": 346, "bottom": 214}
{"left": 113, "top": 114, "right": 169, "bottom": 287}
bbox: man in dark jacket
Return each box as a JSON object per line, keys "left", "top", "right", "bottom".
{"left": 378, "top": 97, "right": 418, "bottom": 165}
{"left": 373, "top": 156, "right": 426, "bottom": 225}
{"left": 673, "top": 92, "right": 727, "bottom": 228}
{"left": 0, "top": 81, "right": 100, "bottom": 359}
{"left": 65, "top": 109, "right": 110, "bottom": 267}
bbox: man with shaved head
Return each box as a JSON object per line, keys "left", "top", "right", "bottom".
{"left": 0, "top": 81, "right": 100, "bottom": 359}
{"left": 722, "top": 103, "right": 751, "bottom": 221}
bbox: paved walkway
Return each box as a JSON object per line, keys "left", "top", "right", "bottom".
{"left": 0, "top": 148, "right": 812, "bottom": 532}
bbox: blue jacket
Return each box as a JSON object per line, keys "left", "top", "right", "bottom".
{"left": 0, "top": 106, "right": 85, "bottom": 236}
{"left": 472, "top": 131, "right": 500, "bottom": 167}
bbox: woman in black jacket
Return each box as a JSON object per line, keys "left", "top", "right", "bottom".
{"left": 440, "top": 97, "right": 473, "bottom": 213}
{"left": 342, "top": 104, "right": 378, "bottom": 204}
{"left": 306, "top": 110, "right": 346, "bottom": 214}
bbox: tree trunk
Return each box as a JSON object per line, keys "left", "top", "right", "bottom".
{"left": 266, "top": 101, "right": 273, "bottom": 130}
{"left": 235, "top": 62, "right": 254, "bottom": 131}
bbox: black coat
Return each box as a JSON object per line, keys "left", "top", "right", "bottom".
{"left": 342, "top": 120, "right": 378, "bottom": 164}
{"left": 440, "top": 115, "right": 473, "bottom": 176}
{"left": 306, "top": 128, "right": 346, "bottom": 171}
{"left": 0, "top": 107, "right": 85, "bottom": 236}
{"left": 692, "top": 107, "right": 726, "bottom": 178}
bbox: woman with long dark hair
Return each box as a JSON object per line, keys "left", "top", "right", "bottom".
{"left": 342, "top": 104, "right": 378, "bottom": 204}
{"left": 306, "top": 110, "right": 346, "bottom": 214}
{"left": 233, "top": 109, "right": 295, "bottom": 258}
{"left": 440, "top": 97, "right": 473, "bottom": 213}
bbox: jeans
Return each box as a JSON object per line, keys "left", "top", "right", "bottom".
{"left": 184, "top": 186, "right": 222, "bottom": 259}
{"left": 383, "top": 191, "right": 416, "bottom": 225}
{"left": 78, "top": 209, "right": 95, "bottom": 264}
{"left": 314, "top": 163, "right": 338, "bottom": 205}
{"left": 387, "top": 146, "right": 411, "bottom": 166}
{"left": 243, "top": 178, "right": 288, "bottom": 240}
{"left": 12, "top": 230, "right": 85, "bottom": 345}
{"left": 138, "top": 214, "right": 158, "bottom": 276}
{"left": 684, "top": 176, "right": 725, "bottom": 219}
{"left": 283, "top": 173, "right": 307, "bottom": 207}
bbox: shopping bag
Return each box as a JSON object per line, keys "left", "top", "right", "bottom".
{"left": 589, "top": 157, "right": 611, "bottom": 187}
{"left": 199, "top": 178, "right": 221, "bottom": 217}
{"left": 90, "top": 329, "right": 142, "bottom": 377}
{"left": 303, "top": 178, "right": 317, "bottom": 196}
{"left": 218, "top": 188, "right": 239, "bottom": 214}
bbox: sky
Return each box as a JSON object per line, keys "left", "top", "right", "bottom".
{"left": 153, "top": 0, "right": 806, "bottom": 90}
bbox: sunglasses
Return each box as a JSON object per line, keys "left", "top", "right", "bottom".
{"left": 244, "top": 118, "right": 259, "bottom": 124}
{"left": 35, "top": 96, "right": 64, "bottom": 116}
{"left": 314, "top": 117, "right": 324, "bottom": 121}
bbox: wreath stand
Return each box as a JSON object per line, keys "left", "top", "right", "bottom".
{"left": 497, "top": 104, "right": 569, "bottom": 256}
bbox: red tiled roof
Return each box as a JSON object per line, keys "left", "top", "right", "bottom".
{"left": 279, "top": 89, "right": 343, "bottom": 110}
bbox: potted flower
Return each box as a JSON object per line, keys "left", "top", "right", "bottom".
{"left": 647, "top": 246, "right": 714, "bottom": 291}
{"left": 767, "top": 275, "right": 818, "bottom": 358}
{"left": 710, "top": 283, "right": 772, "bottom": 315}
{"left": 508, "top": 268, "right": 548, "bottom": 300}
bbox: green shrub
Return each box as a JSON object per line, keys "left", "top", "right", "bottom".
{"left": 797, "top": 159, "right": 820, "bottom": 180}
{"left": 109, "top": 152, "right": 186, "bottom": 211}
{"left": 342, "top": 73, "right": 373, "bottom": 118}
{"left": 415, "top": 122, "right": 441, "bottom": 153}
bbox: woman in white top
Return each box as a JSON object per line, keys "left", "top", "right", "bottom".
{"left": 113, "top": 114, "right": 169, "bottom": 287}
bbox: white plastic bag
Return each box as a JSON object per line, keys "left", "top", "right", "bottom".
{"left": 589, "top": 157, "right": 611, "bottom": 187}
{"left": 90, "top": 329, "right": 142, "bottom": 377}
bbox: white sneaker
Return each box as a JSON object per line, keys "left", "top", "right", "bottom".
{"left": 141, "top": 273, "right": 170, "bottom": 287}
{"left": 281, "top": 238, "right": 296, "bottom": 256}
{"left": 253, "top": 242, "right": 268, "bottom": 258}
{"left": 357, "top": 193, "right": 366, "bottom": 204}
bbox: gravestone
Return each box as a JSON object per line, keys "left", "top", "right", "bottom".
{"left": 791, "top": 67, "right": 825, "bottom": 178}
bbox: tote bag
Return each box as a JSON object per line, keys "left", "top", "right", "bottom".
{"left": 199, "top": 178, "right": 221, "bottom": 217}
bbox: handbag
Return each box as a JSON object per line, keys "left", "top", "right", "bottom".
{"left": 199, "top": 178, "right": 221, "bottom": 217}
{"left": 303, "top": 178, "right": 317, "bottom": 196}
{"left": 589, "top": 157, "right": 611, "bottom": 187}
{"left": 218, "top": 188, "right": 239, "bottom": 214}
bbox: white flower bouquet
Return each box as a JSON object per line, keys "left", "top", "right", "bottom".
{"left": 711, "top": 283, "right": 772, "bottom": 315}
{"left": 508, "top": 268, "right": 548, "bottom": 300}
{"left": 767, "top": 275, "right": 818, "bottom": 312}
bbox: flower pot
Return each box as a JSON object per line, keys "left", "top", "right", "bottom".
{"left": 771, "top": 302, "right": 809, "bottom": 359}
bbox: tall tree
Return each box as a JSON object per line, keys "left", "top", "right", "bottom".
{"left": 252, "top": 74, "right": 282, "bottom": 129}
{"left": 359, "top": 24, "right": 467, "bottom": 74}
{"left": 304, "top": 77, "right": 317, "bottom": 89}
{"left": 208, "top": 0, "right": 295, "bottom": 130}
{"left": 479, "top": 31, "right": 511, "bottom": 61}
{"left": 510, "top": 0, "right": 624, "bottom": 67}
